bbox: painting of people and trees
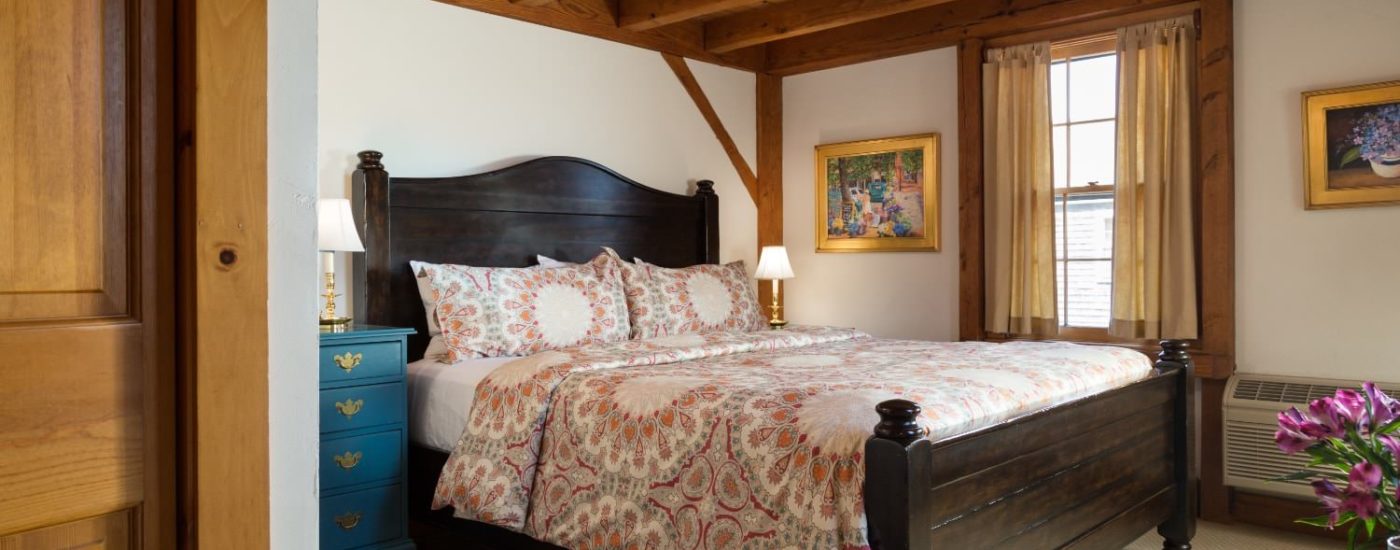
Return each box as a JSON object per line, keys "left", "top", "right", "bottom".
{"left": 815, "top": 134, "right": 939, "bottom": 252}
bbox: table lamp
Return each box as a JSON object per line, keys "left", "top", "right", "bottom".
{"left": 318, "top": 198, "right": 364, "bottom": 326}
{"left": 755, "top": 245, "right": 794, "bottom": 329}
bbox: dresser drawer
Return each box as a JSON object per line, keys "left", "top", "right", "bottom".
{"left": 321, "top": 483, "right": 404, "bottom": 550}
{"left": 321, "top": 340, "right": 402, "bottom": 384}
{"left": 321, "top": 430, "right": 403, "bottom": 492}
{"left": 321, "top": 382, "right": 405, "bottom": 434}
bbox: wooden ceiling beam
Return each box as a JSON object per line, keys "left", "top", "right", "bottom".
{"left": 619, "top": 0, "right": 778, "bottom": 31}
{"left": 430, "top": 0, "right": 766, "bottom": 72}
{"left": 705, "top": 0, "right": 959, "bottom": 54}
{"left": 509, "top": 0, "right": 558, "bottom": 7}
{"left": 764, "top": 0, "right": 1193, "bottom": 76}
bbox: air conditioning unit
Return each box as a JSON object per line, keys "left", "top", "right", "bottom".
{"left": 1224, "top": 374, "right": 1400, "bottom": 498}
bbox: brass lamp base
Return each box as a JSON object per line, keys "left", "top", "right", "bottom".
{"left": 769, "top": 318, "right": 788, "bottom": 330}
{"left": 319, "top": 316, "right": 353, "bottom": 326}
{"left": 766, "top": 278, "right": 787, "bottom": 330}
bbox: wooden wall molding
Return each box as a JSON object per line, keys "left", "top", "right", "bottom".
{"left": 661, "top": 53, "right": 760, "bottom": 203}
{"left": 186, "top": 0, "right": 271, "bottom": 547}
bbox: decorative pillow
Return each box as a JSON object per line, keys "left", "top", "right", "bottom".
{"left": 422, "top": 253, "right": 630, "bottom": 360}
{"left": 615, "top": 250, "right": 766, "bottom": 338}
{"left": 536, "top": 255, "right": 572, "bottom": 268}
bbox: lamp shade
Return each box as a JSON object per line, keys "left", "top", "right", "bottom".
{"left": 754, "top": 246, "right": 794, "bottom": 280}
{"left": 317, "top": 198, "right": 365, "bottom": 252}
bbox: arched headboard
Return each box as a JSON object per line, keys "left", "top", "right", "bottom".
{"left": 349, "top": 150, "right": 720, "bottom": 359}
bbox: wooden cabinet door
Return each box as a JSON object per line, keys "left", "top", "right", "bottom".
{"left": 0, "top": 0, "right": 173, "bottom": 548}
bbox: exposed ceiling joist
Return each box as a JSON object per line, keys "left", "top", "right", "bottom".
{"left": 431, "top": 0, "right": 766, "bottom": 72}
{"left": 618, "top": 0, "right": 778, "bottom": 31}
{"left": 508, "top": 0, "right": 558, "bottom": 7}
{"left": 764, "top": 0, "right": 1188, "bottom": 75}
{"left": 704, "top": 0, "right": 960, "bottom": 54}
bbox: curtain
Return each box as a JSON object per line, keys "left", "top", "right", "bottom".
{"left": 983, "top": 42, "right": 1057, "bottom": 336}
{"left": 1110, "top": 16, "right": 1198, "bottom": 339}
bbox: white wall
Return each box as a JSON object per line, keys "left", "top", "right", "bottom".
{"left": 1235, "top": 0, "right": 1400, "bottom": 381}
{"left": 318, "top": 0, "right": 758, "bottom": 304}
{"left": 268, "top": 0, "right": 320, "bottom": 547}
{"left": 781, "top": 49, "right": 960, "bottom": 341}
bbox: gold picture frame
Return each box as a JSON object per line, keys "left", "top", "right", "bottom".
{"left": 1302, "top": 80, "right": 1400, "bottom": 209}
{"left": 815, "top": 134, "right": 940, "bottom": 252}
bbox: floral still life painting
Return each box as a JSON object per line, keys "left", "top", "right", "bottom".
{"left": 1303, "top": 80, "right": 1400, "bottom": 209}
{"left": 1274, "top": 382, "right": 1400, "bottom": 548}
{"left": 815, "top": 134, "right": 939, "bottom": 252}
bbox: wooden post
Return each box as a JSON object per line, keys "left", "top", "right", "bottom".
{"left": 756, "top": 73, "right": 783, "bottom": 309}
{"left": 957, "top": 38, "right": 985, "bottom": 341}
{"left": 1155, "top": 340, "right": 1197, "bottom": 550}
{"left": 865, "top": 399, "right": 932, "bottom": 550}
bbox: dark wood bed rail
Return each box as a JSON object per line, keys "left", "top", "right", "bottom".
{"left": 867, "top": 340, "right": 1196, "bottom": 550}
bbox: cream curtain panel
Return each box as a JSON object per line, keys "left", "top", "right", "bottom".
{"left": 1110, "top": 16, "right": 1198, "bottom": 339}
{"left": 983, "top": 42, "right": 1057, "bottom": 336}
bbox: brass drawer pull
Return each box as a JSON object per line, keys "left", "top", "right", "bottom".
{"left": 334, "top": 511, "right": 362, "bottom": 530}
{"left": 333, "top": 450, "right": 363, "bottom": 470}
{"left": 335, "top": 398, "right": 364, "bottom": 418}
{"left": 333, "top": 352, "right": 363, "bottom": 372}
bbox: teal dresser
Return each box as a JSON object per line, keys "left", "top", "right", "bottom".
{"left": 320, "top": 325, "right": 416, "bottom": 550}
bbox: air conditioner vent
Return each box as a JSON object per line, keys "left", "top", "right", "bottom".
{"left": 1224, "top": 374, "right": 1400, "bottom": 499}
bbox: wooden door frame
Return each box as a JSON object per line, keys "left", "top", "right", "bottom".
{"left": 175, "top": 0, "right": 271, "bottom": 548}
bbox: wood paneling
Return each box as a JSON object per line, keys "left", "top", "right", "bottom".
{"left": 618, "top": 0, "right": 775, "bottom": 30}
{"left": 703, "top": 0, "right": 959, "bottom": 53}
{"left": 756, "top": 72, "right": 782, "bottom": 309}
{"left": 956, "top": 38, "right": 984, "bottom": 342}
{"left": 765, "top": 0, "right": 1189, "bottom": 76}
{"left": 661, "top": 53, "right": 759, "bottom": 203}
{"left": 430, "top": 0, "right": 765, "bottom": 72}
{"left": 0, "top": 0, "right": 129, "bottom": 323}
{"left": 0, "top": 509, "right": 134, "bottom": 550}
{"left": 192, "top": 0, "right": 270, "bottom": 547}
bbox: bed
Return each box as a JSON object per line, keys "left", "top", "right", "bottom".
{"left": 348, "top": 150, "right": 1196, "bottom": 550}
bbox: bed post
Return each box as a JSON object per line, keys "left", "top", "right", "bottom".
{"left": 694, "top": 179, "right": 720, "bottom": 264}
{"left": 865, "top": 399, "right": 932, "bottom": 550}
{"left": 1155, "top": 340, "right": 1197, "bottom": 550}
{"left": 351, "top": 150, "right": 390, "bottom": 326}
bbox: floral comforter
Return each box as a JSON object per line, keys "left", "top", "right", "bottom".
{"left": 431, "top": 326, "right": 1152, "bottom": 549}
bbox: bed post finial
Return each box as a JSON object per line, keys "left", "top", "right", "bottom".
{"left": 357, "top": 150, "right": 384, "bottom": 170}
{"left": 1155, "top": 340, "right": 1193, "bottom": 374}
{"left": 695, "top": 179, "right": 716, "bottom": 195}
{"left": 873, "top": 399, "right": 923, "bottom": 445}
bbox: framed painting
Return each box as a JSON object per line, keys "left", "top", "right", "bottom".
{"left": 1303, "top": 80, "right": 1400, "bottom": 209}
{"left": 815, "top": 134, "right": 939, "bottom": 252}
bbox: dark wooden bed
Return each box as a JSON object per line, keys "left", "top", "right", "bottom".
{"left": 348, "top": 150, "right": 1196, "bottom": 550}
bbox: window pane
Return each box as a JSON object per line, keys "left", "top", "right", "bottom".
{"left": 1063, "top": 194, "right": 1113, "bottom": 259}
{"left": 1051, "top": 61, "right": 1067, "bottom": 124}
{"left": 1053, "top": 195, "right": 1066, "bottom": 259}
{"left": 1052, "top": 125, "right": 1067, "bottom": 188}
{"left": 1064, "top": 259, "right": 1111, "bottom": 328}
{"left": 1068, "top": 54, "right": 1117, "bottom": 122}
{"left": 1069, "top": 121, "right": 1115, "bottom": 186}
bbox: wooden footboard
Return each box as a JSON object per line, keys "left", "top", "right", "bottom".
{"left": 865, "top": 340, "right": 1197, "bottom": 550}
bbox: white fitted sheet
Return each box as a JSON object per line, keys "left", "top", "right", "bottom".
{"left": 406, "top": 354, "right": 515, "bottom": 453}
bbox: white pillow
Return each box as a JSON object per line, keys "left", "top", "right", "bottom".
{"left": 536, "top": 255, "right": 572, "bottom": 268}
{"left": 410, "top": 261, "right": 443, "bottom": 339}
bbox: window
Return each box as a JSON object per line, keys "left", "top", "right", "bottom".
{"left": 1050, "top": 39, "right": 1118, "bottom": 331}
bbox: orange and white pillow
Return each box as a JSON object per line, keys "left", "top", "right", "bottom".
{"left": 419, "top": 253, "right": 630, "bottom": 361}
{"left": 614, "top": 250, "right": 766, "bottom": 339}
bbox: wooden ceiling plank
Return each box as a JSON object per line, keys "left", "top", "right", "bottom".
{"left": 430, "top": 0, "right": 765, "bottom": 72}
{"left": 619, "top": 0, "right": 777, "bottom": 31}
{"left": 510, "top": 0, "right": 559, "bottom": 7}
{"left": 705, "top": 0, "right": 959, "bottom": 54}
{"left": 765, "top": 0, "right": 1192, "bottom": 75}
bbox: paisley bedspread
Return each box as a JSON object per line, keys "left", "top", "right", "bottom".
{"left": 431, "top": 326, "right": 1152, "bottom": 549}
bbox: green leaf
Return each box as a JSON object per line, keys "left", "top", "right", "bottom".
{"left": 1272, "top": 471, "right": 1321, "bottom": 482}
{"left": 1296, "top": 515, "right": 1336, "bottom": 527}
{"left": 1341, "top": 146, "right": 1363, "bottom": 168}
{"left": 1348, "top": 521, "right": 1360, "bottom": 550}
{"left": 1366, "top": 517, "right": 1377, "bottom": 538}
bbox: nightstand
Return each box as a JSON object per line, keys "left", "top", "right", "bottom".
{"left": 319, "top": 325, "right": 416, "bottom": 550}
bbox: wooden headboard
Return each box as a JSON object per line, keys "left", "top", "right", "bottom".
{"left": 349, "top": 150, "right": 720, "bottom": 360}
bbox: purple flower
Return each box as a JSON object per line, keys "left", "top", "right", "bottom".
{"left": 1334, "top": 390, "right": 1369, "bottom": 428}
{"left": 1276, "top": 407, "right": 1319, "bottom": 454}
{"left": 1384, "top": 435, "right": 1400, "bottom": 468}
{"left": 1350, "top": 462, "right": 1382, "bottom": 490}
{"left": 1343, "top": 490, "right": 1382, "bottom": 520}
{"left": 1364, "top": 382, "right": 1400, "bottom": 426}
{"left": 1313, "top": 479, "right": 1344, "bottom": 527}
{"left": 1350, "top": 105, "right": 1400, "bottom": 162}
{"left": 1305, "top": 397, "right": 1347, "bottom": 438}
